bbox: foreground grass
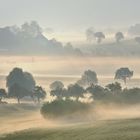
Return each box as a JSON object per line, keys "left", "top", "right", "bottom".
{"left": 1, "top": 118, "right": 140, "bottom": 140}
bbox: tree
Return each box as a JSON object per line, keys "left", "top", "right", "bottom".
{"left": 9, "top": 84, "right": 32, "bottom": 103}
{"left": 67, "top": 83, "right": 85, "bottom": 100}
{"left": 0, "top": 89, "right": 7, "bottom": 103}
{"left": 106, "top": 82, "right": 122, "bottom": 95}
{"left": 94, "top": 32, "right": 105, "bottom": 44}
{"left": 50, "top": 81, "right": 64, "bottom": 90}
{"left": 135, "top": 37, "right": 140, "bottom": 44}
{"left": 77, "top": 70, "right": 98, "bottom": 87}
{"left": 34, "top": 86, "right": 46, "bottom": 103}
{"left": 86, "top": 84, "right": 106, "bottom": 100}
{"left": 6, "top": 67, "right": 36, "bottom": 103}
{"left": 85, "top": 27, "right": 95, "bottom": 42}
{"left": 50, "top": 81, "right": 64, "bottom": 100}
{"left": 115, "top": 32, "right": 124, "bottom": 43}
{"left": 21, "top": 21, "right": 42, "bottom": 37}
{"left": 115, "top": 68, "right": 133, "bottom": 84}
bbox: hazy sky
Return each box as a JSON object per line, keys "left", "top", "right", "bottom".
{"left": 0, "top": 0, "right": 140, "bottom": 43}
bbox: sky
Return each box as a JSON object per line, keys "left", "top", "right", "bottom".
{"left": 0, "top": 0, "right": 140, "bottom": 43}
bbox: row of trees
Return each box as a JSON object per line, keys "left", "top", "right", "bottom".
{"left": 49, "top": 67, "right": 134, "bottom": 102}
{"left": 86, "top": 28, "right": 140, "bottom": 44}
{"left": 0, "top": 67, "right": 133, "bottom": 104}
{"left": 50, "top": 81, "right": 140, "bottom": 104}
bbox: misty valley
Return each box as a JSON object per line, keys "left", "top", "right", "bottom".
{"left": 1, "top": 0, "right": 140, "bottom": 139}
{"left": 0, "top": 56, "right": 140, "bottom": 140}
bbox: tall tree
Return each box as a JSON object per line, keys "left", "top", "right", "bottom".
{"left": 6, "top": 67, "right": 36, "bottom": 103}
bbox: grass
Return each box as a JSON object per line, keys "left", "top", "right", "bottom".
{"left": 1, "top": 118, "right": 140, "bottom": 140}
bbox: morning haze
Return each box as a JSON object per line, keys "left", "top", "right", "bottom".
{"left": 0, "top": 1, "right": 140, "bottom": 140}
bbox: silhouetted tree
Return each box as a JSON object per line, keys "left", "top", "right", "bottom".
{"left": 115, "top": 68, "right": 133, "bottom": 84}
{"left": 50, "top": 81, "right": 65, "bottom": 100}
{"left": 50, "top": 81, "right": 64, "bottom": 90}
{"left": 6, "top": 67, "right": 36, "bottom": 103}
{"left": 9, "top": 84, "right": 32, "bottom": 103}
{"left": 77, "top": 70, "right": 98, "bottom": 87}
{"left": 94, "top": 32, "right": 105, "bottom": 44}
{"left": 115, "top": 32, "right": 124, "bottom": 43}
{"left": 67, "top": 84, "right": 85, "bottom": 100}
{"left": 106, "top": 82, "right": 122, "bottom": 95}
{"left": 86, "top": 84, "right": 106, "bottom": 100}
{"left": 34, "top": 86, "right": 46, "bottom": 103}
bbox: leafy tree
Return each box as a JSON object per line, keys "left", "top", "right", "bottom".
{"left": 67, "top": 84, "right": 85, "bottom": 100}
{"left": 94, "top": 32, "right": 105, "bottom": 44}
{"left": 115, "top": 32, "right": 124, "bottom": 43}
{"left": 50, "top": 81, "right": 64, "bottom": 90}
{"left": 34, "top": 86, "right": 46, "bottom": 103}
{"left": 6, "top": 67, "right": 36, "bottom": 103}
{"left": 115, "top": 67, "right": 133, "bottom": 84}
{"left": 9, "top": 84, "right": 32, "bottom": 103}
{"left": 86, "top": 84, "right": 106, "bottom": 100}
{"left": 106, "top": 82, "right": 122, "bottom": 95}
{"left": 77, "top": 70, "right": 98, "bottom": 87}
{"left": 50, "top": 81, "right": 65, "bottom": 100}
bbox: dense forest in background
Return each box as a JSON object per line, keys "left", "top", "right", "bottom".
{"left": 0, "top": 21, "right": 140, "bottom": 56}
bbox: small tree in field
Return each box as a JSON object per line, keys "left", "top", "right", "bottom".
{"left": 34, "top": 86, "right": 46, "bottom": 103}
{"left": 94, "top": 32, "right": 105, "bottom": 44}
{"left": 115, "top": 67, "right": 133, "bottom": 84}
{"left": 115, "top": 32, "right": 124, "bottom": 43}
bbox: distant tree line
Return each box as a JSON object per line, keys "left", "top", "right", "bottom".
{"left": 86, "top": 27, "right": 140, "bottom": 44}
{"left": 0, "top": 66, "right": 137, "bottom": 105}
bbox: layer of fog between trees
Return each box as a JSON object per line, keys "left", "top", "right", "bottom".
{"left": 1, "top": 67, "right": 140, "bottom": 123}
{"left": 1, "top": 21, "right": 140, "bottom": 56}
{"left": 0, "top": 67, "right": 137, "bottom": 105}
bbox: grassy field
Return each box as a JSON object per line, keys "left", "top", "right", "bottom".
{"left": 1, "top": 118, "right": 140, "bottom": 140}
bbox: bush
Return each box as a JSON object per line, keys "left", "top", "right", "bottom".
{"left": 41, "top": 99, "right": 92, "bottom": 120}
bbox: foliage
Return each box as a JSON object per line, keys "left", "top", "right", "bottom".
{"left": 41, "top": 99, "right": 91, "bottom": 119}
{"left": 115, "top": 67, "right": 133, "bottom": 84}
{"left": 77, "top": 70, "right": 98, "bottom": 87}
{"left": 115, "top": 32, "right": 124, "bottom": 43}
{"left": 34, "top": 86, "right": 46, "bottom": 103}
{"left": 6, "top": 67, "right": 36, "bottom": 103}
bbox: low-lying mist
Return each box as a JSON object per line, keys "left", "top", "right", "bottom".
{"left": 1, "top": 102, "right": 140, "bottom": 135}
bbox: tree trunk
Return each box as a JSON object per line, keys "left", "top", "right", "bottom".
{"left": 124, "top": 78, "right": 127, "bottom": 85}
{"left": 17, "top": 98, "right": 20, "bottom": 104}
{"left": 37, "top": 97, "right": 40, "bottom": 103}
